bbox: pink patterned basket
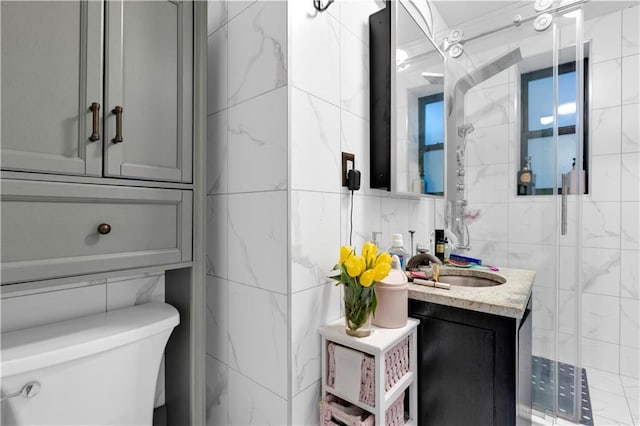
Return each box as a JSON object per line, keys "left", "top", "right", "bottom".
{"left": 319, "top": 393, "right": 405, "bottom": 426}
{"left": 326, "top": 337, "right": 410, "bottom": 407}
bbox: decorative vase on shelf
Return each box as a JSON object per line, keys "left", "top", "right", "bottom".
{"left": 329, "top": 242, "right": 393, "bottom": 338}
{"left": 343, "top": 284, "right": 374, "bottom": 337}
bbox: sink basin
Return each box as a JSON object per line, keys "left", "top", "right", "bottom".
{"left": 437, "top": 269, "right": 506, "bottom": 287}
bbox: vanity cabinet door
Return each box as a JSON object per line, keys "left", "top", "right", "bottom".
{"left": 1, "top": 1, "right": 103, "bottom": 176}
{"left": 103, "top": 0, "right": 193, "bottom": 183}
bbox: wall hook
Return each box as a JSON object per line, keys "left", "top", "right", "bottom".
{"left": 313, "top": 0, "right": 334, "bottom": 12}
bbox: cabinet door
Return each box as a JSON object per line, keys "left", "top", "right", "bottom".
{"left": 1, "top": 1, "right": 103, "bottom": 176}
{"left": 104, "top": 0, "right": 193, "bottom": 183}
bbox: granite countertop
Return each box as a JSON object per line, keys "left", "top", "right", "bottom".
{"left": 408, "top": 266, "right": 535, "bottom": 319}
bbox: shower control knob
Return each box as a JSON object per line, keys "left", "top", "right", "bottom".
{"left": 457, "top": 169, "right": 465, "bottom": 176}
{"left": 97, "top": 223, "right": 112, "bottom": 235}
{"left": 457, "top": 184, "right": 465, "bottom": 191}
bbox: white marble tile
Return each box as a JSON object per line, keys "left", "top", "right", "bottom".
{"left": 227, "top": 1, "right": 287, "bottom": 107}
{"left": 507, "top": 243, "right": 556, "bottom": 288}
{"left": 290, "top": 88, "right": 341, "bottom": 192}
{"left": 590, "top": 387, "right": 634, "bottom": 425}
{"left": 227, "top": 191, "right": 287, "bottom": 293}
{"left": 466, "top": 202, "right": 508, "bottom": 242}
{"left": 341, "top": 193, "right": 382, "bottom": 252}
{"left": 591, "top": 106, "right": 622, "bottom": 156}
{"left": 207, "top": 275, "right": 228, "bottom": 363}
{"left": 291, "top": 283, "right": 341, "bottom": 394}
{"left": 407, "top": 196, "right": 431, "bottom": 250}
{"left": 582, "top": 337, "right": 620, "bottom": 374}
{"left": 227, "top": 1, "right": 255, "bottom": 22}
{"left": 380, "top": 197, "right": 410, "bottom": 249}
{"left": 558, "top": 290, "right": 578, "bottom": 337}
{"left": 622, "top": 6, "right": 640, "bottom": 57}
{"left": 292, "top": 380, "right": 321, "bottom": 426}
{"left": 207, "top": 195, "right": 228, "bottom": 279}
{"left": 585, "top": 10, "right": 622, "bottom": 64}
{"left": 532, "top": 286, "right": 555, "bottom": 331}
{"left": 434, "top": 197, "right": 447, "bottom": 229}
{"left": 227, "top": 87, "right": 287, "bottom": 193}
{"left": 589, "top": 154, "right": 622, "bottom": 202}
{"left": 206, "top": 354, "right": 229, "bottom": 426}
{"left": 621, "top": 202, "right": 640, "bottom": 250}
{"left": 466, "top": 164, "right": 510, "bottom": 204}
{"left": 532, "top": 328, "right": 554, "bottom": 360}
{"left": 207, "top": 110, "right": 228, "bottom": 195}
{"left": 621, "top": 153, "right": 639, "bottom": 201}
{"left": 227, "top": 282, "right": 287, "bottom": 397}
{"left": 340, "top": 0, "right": 384, "bottom": 45}
{"left": 465, "top": 84, "right": 510, "bottom": 129}
{"left": 588, "top": 368, "right": 625, "bottom": 396}
{"left": 621, "top": 375, "right": 640, "bottom": 422}
{"left": 291, "top": 191, "right": 341, "bottom": 293}
{"left": 465, "top": 124, "right": 510, "bottom": 166}
{"left": 582, "top": 201, "right": 621, "bottom": 249}
{"left": 289, "top": 0, "right": 340, "bottom": 105}
{"left": 582, "top": 293, "right": 620, "bottom": 344}
{"left": 208, "top": 27, "right": 228, "bottom": 115}
{"left": 465, "top": 240, "right": 508, "bottom": 268}
{"left": 621, "top": 298, "right": 639, "bottom": 349}
{"left": 340, "top": 24, "right": 369, "bottom": 119}
{"left": 621, "top": 346, "right": 640, "bottom": 379}
{"left": 508, "top": 201, "right": 556, "bottom": 245}
{"left": 557, "top": 332, "right": 578, "bottom": 366}
{"left": 621, "top": 249, "right": 640, "bottom": 299}
{"left": 582, "top": 248, "right": 621, "bottom": 297}
{"left": 592, "top": 59, "right": 622, "bottom": 110}
{"left": 227, "top": 367, "right": 287, "bottom": 425}
{"left": 340, "top": 110, "right": 371, "bottom": 193}
{"left": 208, "top": 0, "right": 228, "bottom": 36}
{"left": 1, "top": 283, "right": 106, "bottom": 333}
{"left": 622, "top": 54, "right": 639, "bottom": 105}
{"left": 622, "top": 103, "right": 640, "bottom": 153}
{"left": 558, "top": 245, "right": 578, "bottom": 291}
{"left": 106, "top": 274, "right": 164, "bottom": 310}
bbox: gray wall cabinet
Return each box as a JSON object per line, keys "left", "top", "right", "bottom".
{"left": 1, "top": 0, "right": 193, "bottom": 183}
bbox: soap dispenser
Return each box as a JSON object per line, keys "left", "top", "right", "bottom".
{"left": 372, "top": 255, "right": 409, "bottom": 328}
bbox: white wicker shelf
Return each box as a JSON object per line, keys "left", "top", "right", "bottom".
{"left": 319, "top": 318, "right": 419, "bottom": 426}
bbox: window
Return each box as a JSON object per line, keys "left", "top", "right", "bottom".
{"left": 419, "top": 93, "right": 444, "bottom": 195}
{"left": 520, "top": 60, "right": 589, "bottom": 195}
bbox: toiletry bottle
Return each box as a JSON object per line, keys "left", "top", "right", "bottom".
{"left": 434, "top": 229, "right": 446, "bottom": 262}
{"left": 517, "top": 156, "right": 535, "bottom": 195}
{"left": 388, "top": 233, "right": 408, "bottom": 269}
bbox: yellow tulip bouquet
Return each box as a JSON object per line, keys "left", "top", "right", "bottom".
{"left": 330, "top": 241, "right": 392, "bottom": 336}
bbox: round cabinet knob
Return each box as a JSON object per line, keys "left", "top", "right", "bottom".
{"left": 97, "top": 223, "right": 112, "bottom": 235}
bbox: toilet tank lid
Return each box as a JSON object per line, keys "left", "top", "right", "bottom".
{"left": 1, "top": 302, "right": 179, "bottom": 378}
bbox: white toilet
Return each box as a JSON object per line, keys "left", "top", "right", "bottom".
{"left": 0, "top": 302, "right": 179, "bottom": 426}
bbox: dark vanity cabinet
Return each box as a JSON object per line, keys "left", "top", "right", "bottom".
{"left": 409, "top": 296, "right": 532, "bottom": 425}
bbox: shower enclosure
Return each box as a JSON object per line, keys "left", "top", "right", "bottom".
{"left": 442, "top": 1, "right": 589, "bottom": 422}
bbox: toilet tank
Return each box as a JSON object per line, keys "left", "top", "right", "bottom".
{"left": 1, "top": 302, "right": 179, "bottom": 426}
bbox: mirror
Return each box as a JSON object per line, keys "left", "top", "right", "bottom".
{"left": 369, "top": 0, "right": 445, "bottom": 196}
{"left": 393, "top": 0, "right": 445, "bottom": 195}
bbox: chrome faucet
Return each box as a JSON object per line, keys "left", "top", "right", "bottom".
{"left": 406, "top": 252, "right": 443, "bottom": 281}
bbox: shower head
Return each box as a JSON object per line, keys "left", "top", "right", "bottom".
{"left": 422, "top": 72, "right": 444, "bottom": 85}
{"left": 457, "top": 123, "right": 475, "bottom": 138}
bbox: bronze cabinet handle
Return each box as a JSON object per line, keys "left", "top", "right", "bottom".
{"left": 97, "top": 223, "right": 112, "bottom": 235}
{"left": 89, "top": 102, "right": 100, "bottom": 142}
{"left": 112, "top": 106, "right": 123, "bottom": 143}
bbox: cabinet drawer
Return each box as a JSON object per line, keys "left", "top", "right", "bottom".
{"left": 1, "top": 179, "right": 192, "bottom": 284}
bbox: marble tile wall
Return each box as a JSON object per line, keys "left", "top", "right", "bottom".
{"left": 451, "top": 5, "right": 639, "bottom": 379}
{"left": 206, "top": 1, "right": 289, "bottom": 424}
{"left": 206, "top": 1, "right": 441, "bottom": 424}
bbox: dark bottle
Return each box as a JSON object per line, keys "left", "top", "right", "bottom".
{"left": 517, "top": 156, "right": 535, "bottom": 195}
{"left": 435, "top": 229, "right": 446, "bottom": 262}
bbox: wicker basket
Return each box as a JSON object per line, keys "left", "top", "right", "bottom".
{"left": 319, "top": 393, "right": 405, "bottom": 426}
{"left": 327, "top": 337, "right": 410, "bottom": 407}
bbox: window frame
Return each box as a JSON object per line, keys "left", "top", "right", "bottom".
{"left": 520, "top": 59, "right": 590, "bottom": 195}
{"left": 418, "top": 92, "right": 445, "bottom": 196}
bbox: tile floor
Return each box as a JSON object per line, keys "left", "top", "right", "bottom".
{"left": 532, "top": 368, "right": 639, "bottom": 426}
